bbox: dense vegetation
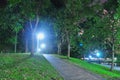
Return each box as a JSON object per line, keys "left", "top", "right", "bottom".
{"left": 0, "top": 0, "right": 120, "bottom": 71}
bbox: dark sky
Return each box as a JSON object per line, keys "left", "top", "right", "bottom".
{"left": 0, "top": 0, "right": 107, "bottom": 8}
{"left": 50, "top": 0, "right": 107, "bottom": 8}
{"left": 0, "top": 0, "right": 64, "bottom": 8}
{"left": 50, "top": 0, "right": 65, "bottom": 8}
{"left": 0, "top": 0, "right": 7, "bottom": 7}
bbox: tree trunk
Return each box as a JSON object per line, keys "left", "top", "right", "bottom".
{"left": 25, "top": 39, "right": 28, "bottom": 53}
{"left": 66, "top": 30, "right": 70, "bottom": 59}
{"left": 110, "top": 24, "right": 115, "bottom": 71}
{"left": 14, "top": 31, "right": 17, "bottom": 53}
{"left": 31, "top": 33, "right": 34, "bottom": 56}
{"left": 67, "top": 42, "right": 70, "bottom": 59}
{"left": 110, "top": 44, "right": 115, "bottom": 71}
{"left": 110, "top": 36, "right": 115, "bottom": 71}
{"left": 58, "top": 42, "right": 61, "bottom": 55}
{"left": 29, "top": 16, "right": 39, "bottom": 56}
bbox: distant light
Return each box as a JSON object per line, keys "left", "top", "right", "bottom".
{"left": 94, "top": 49, "right": 100, "bottom": 57}
{"left": 96, "top": 52, "right": 100, "bottom": 57}
{"left": 37, "top": 33, "right": 44, "bottom": 40}
{"left": 89, "top": 55, "right": 92, "bottom": 59}
{"left": 80, "top": 43, "right": 83, "bottom": 47}
{"left": 41, "top": 43, "right": 45, "bottom": 48}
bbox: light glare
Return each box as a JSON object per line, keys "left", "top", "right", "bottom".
{"left": 37, "top": 33, "right": 44, "bottom": 40}
{"left": 96, "top": 52, "right": 100, "bottom": 57}
{"left": 89, "top": 55, "right": 92, "bottom": 59}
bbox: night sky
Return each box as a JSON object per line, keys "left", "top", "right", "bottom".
{"left": 50, "top": 0, "right": 65, "bottom": 8}
{"left": 0, "top": 0, "right": 107, "bottom": 8}
{"left": 0, "top": 0, "right": 7, "bottom": 7}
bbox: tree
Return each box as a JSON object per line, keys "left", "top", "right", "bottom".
{"left": 102, "top": 0, "right": 119, "bottom": 71}
{"left": 56, "top": 0, "right": 103, "bottom": 58}
{"left": 0, "top": 0, "right": 53, "bottom": 54}
{"left": 12, "top": 0, "right": 52, "bottom": 55}
{"left": 0, "top": 0, "right": 24, "bottom": 52}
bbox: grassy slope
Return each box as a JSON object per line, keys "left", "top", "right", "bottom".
{"left": 56, "top": 55, "right": 120, "bottom": 80}
{"left": 0, "top": 53, "right": 63, "bottom": 80}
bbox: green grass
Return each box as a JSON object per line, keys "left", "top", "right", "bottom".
{"left": 0, "top": 53, "right": 63, "bottom": 80}
{"left": 56, "top": 55, "right": 120, "bottom": 80}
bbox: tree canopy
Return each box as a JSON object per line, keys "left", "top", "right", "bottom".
{"left": 0, "top": 0, "right": 120, "bottom": 61}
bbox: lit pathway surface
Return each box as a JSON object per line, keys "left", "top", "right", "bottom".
{"left": 43, "top": 54, "right": 105, "bottom": 80}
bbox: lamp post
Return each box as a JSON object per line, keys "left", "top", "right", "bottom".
{"left": 41, "top": 43, "right": 46, "bottom": 49}
{"left": 37, "top": 33, "right": 44, "bottom": 52}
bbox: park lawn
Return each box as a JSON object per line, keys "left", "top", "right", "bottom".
{"left": 0, "top": 53, "right": 63, "bottom": 80}
{"left": 56, "top": 55, "right": 120, "bottom": 80}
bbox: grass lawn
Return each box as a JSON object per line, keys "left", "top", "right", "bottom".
{"left": 56, "top": 55, "right": 120, "bottom": 80}
{"left": 0, "top": 53, "right": 63, "bottom": 80}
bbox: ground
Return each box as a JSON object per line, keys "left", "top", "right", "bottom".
{"left": 0, "top": 53, "right": 120, "bottom": 80}
{"left": 0, "top": 53, "right": 63, "bottom": 80}
{"left": 44, "top": 54, "right": 104, "bottom": 80}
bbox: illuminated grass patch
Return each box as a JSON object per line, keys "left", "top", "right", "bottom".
{"left": 0, "top": 54, "right": 63, "bottom": 80}
{"left": 56, "top": 55, "right": 120, "bottom": 80}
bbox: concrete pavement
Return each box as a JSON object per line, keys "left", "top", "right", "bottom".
{"left": 43, "top": 54, "right": 105, "bottom": 80}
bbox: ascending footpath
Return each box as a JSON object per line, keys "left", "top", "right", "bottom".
{"left": 43, "top": 54, "right": 105, "bottom": 80}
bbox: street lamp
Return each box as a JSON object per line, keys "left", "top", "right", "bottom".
{"left": 37, "top": 33, "right": 44, "bottom": 40}
{"left": 37, "top": 33, "right": 44, "bottom": 52}
{"left": 95, "top": 50, "right": 100, "bottom": 57}
{"left": 96, "top": 52, "right": 100, "bottom": 57}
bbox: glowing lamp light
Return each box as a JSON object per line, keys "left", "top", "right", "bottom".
{"left": 89, "top": 55, "right": 92, "bottom": 59}
{"left": 37, "top": 33, "right": 44, "bottom": 40}
{"left": 80, "top": 43, "right": 83, "bottom": 47}
{"left": 41, "top": 43, "right": 46, "bottom": 48}
{"left": 94, "top": 49, "right": 100, "bottom": 57}
{"left": 96, "top": 52, "right": 100, "bottom": 57}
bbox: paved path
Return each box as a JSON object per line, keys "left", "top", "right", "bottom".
{"left": 43, "top": 54, "right": 105, "bottom": 80}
